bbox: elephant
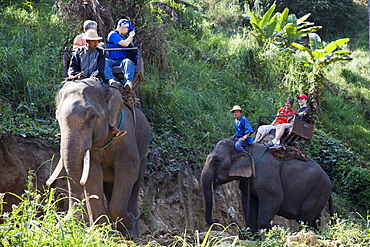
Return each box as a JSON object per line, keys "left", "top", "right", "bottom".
{"left": 201, "top": 138, "right": 332, "bottom": 234}
{"left": 46, "top": 78, "right": 151, "bottom": 236}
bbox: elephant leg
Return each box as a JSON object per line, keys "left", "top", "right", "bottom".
{"left": 109, "top": 159, "right": 140, "bottom": 234}
{"left": 242, "top": 197, "right": 258, "bottom": 234}
{"left": 299, "top": 184, "right": 329, "bottom": 229}
{"left": 240, "top": 180, "right": 258, "bottom": 234}
{"left": 127, "top": 174, "right": 142, "bottom": 236}
{"left": 257, "top": 192, "right": 283, "bottom": 230}
{"left": 103, "top": 182, "right": 113, "bottom": 204}
{"left": 128, "top": 160, "right": 147, "bottom": 236}
{"left": 84, "top": 161, "right": 108, "bottom": 225}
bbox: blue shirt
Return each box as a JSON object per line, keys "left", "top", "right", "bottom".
{"left": 107, "top": 30, "right": 128, "bottom": 60}
{"left": 234, "top": 116, "right": 254, "bottom": 144}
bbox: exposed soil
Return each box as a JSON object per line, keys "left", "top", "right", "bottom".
{"left": 0, "top": 134, "right": 326, "bottom": 245}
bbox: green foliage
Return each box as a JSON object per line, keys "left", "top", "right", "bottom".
{"left": 243, "top": 3, "right": 278, "bottom": 43}
{"left": 343, "top": 167, "right": 370, "bottom": 209}
{"left": 306, "top": 130, "right": 370, "bottom": 211}
{"left": 0, "top": 97, "right": 59, "bottom": 140}
{"left": 0, "top": 1, "right": 71, "bottom": 119}
{"left": 243, "top": 4, "right": 322, "bottom": 48}
{"left": 0, "top": 172, "right": 132, "bottom": 246}
{"left": 274, "top": 13, "right": 322, "bottom": 48}
{"left": 319, "top": 213, "right": 370, "bottom": 246}
{"left": 292, "top": 34, "right": 352, "bottom": 68}
{"left": 271, "top": 0, "right": 362, "bottom": 38}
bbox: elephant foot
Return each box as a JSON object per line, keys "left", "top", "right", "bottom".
{"left": 126, "top": 212, "right": 140, "bottom": 227}
{"left": 206, "top": 218, "right": 219, "bottom": 225}
{"left": 114, "top": 212, "right": 140, "bottom": 237}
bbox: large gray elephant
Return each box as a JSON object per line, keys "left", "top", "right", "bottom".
{"left": 47, "top": 78, "right": 151, "bottom": 236}
{"left": 201, "top": 138, "right": 332, "bottom": 234}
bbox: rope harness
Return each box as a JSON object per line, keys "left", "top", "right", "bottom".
{"left": 255, "top": 146, "right": 269, "bottom": 165}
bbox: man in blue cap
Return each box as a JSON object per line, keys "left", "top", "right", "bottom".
{"left": 105, "top": 19, "right": 137, "bottom": 91}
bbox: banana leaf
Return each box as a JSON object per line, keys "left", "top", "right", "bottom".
{"left": 297, "top": 13, "right": 311, "bottom": 24}
{"left": 266, "top": 14, "right": 278, "bottom": 38}
{"left": 323, "top": 38, "right": 350, "bottom": 53}
{"left": 259, "top": 4, "right": 276, "bottom": 29}
{"left": 287, "top": 14, "right": 297, "bottom": 26}
{"left": 308, "top": 33, "right": 322, "bottom": 50}
{"left": 276, "top": 8, "right": 289, "bottom": 32}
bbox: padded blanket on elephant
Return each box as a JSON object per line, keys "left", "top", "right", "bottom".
{"left": 271, "top": 147, "right": 310, "bottom": 162}
{"left": 118, "top": 88, "right": 142, "bottom": 109}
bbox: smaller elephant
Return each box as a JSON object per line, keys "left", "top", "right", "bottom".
{"left": 201, "top": 138, "right": 332, "bottom": 233}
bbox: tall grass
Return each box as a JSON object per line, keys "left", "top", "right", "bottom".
{"left": 0, "top": 0, "right": 74, "bottom": 118}
{"left": 0, "top": 173, "right": 130, "bottom": 246}
{"left": 322, "top": 50, "right": 370, "bottom": 157}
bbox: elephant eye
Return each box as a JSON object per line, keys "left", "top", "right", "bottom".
{"left": 87, "top": 111, "right": 98, "bottom": 124}
{"left": 213, "top": 158, "right": 221, "bottom": 167}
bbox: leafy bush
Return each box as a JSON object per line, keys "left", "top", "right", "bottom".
{"left": 342, "top": 167, "right": 370, "bottom": 209}
{"left": 307, "top": 130, "right": 370, "bottom": 211}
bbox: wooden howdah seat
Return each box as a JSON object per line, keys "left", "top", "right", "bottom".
{"left": 62, "top": 46, "right": 144, "bottom": 90}
{"left": 256, "top": 114, "right": 314, "bottom": 150}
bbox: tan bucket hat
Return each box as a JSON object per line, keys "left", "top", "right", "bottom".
{"left": 230, "top": 105, "right": 243, "bottom": 112}
{"left": 82, "top": 29, "right": 102, "bottom": 40}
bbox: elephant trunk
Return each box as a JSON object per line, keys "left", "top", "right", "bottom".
{"left": 202, "top": 156, "right": 219, "bottom": 225}
{"left": 59, "top": 132, "right": 92, "bottom": 203}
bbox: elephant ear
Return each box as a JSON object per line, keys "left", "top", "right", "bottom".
{"left": 229, "top": 154, "right": 253, "bottom": 178}
{"left": 107, "top": 88, "right": 124, "bottom": 127}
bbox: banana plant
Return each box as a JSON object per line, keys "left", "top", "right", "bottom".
{"left": 292, "top": 33, "right": 352, "bottom": 116}
{"left": 242, "top": 4, "right": 278, "bottom": 44}
{"left": 274, "top": 13, "right": 322, "bottom": 48}
{"left": 243, "top": 5, "right": 322, "bottom": 47}
{"left": 292, "top": 33, "right": 351, "bottom": 68}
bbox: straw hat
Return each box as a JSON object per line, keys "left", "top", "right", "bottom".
{"left": 230, "top": 105, "right": 243, "bottom": 112}
{"left": 82, "top": 29, "right": 102, "bottom": 40}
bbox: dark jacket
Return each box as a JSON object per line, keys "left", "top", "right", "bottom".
{"left": 68, "top": 45, "right": 105, "bottom": 80}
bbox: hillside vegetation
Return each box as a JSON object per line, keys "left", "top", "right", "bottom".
{"left": 1, "top": 0, "right": 370, "bottom": 245}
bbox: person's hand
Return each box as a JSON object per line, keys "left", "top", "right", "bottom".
{"left": 128, "top": 30, "right": 135, "bottom": 39}
{"left": 271, "top": 123, "right": 276, "bottom": 126}
{"left": 230, "top": 135, "right": 235, "bottom": 139}
{"left": 65, "top": 77, "right": 73, "bottom": 81}
{"left": 98, "top": 42, "right": 105, "bottom": 48}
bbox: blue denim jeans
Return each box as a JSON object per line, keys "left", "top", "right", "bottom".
{"left": 232, "top": 137, "right": 248, "bottom": 151}
{"left": 104, "top": 58, "right": 135, "bottom": 83}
